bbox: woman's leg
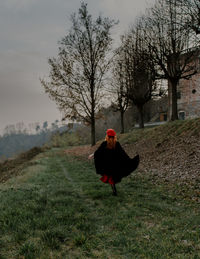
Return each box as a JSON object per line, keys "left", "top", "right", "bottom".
{"left": 111, "top": 184, "right": 117, "bottom": 196}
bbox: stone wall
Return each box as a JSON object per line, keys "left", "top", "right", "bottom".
{"left": 168, "top": 51, "right": 200, "bottom": 120}
{"left": 177, "top": 74, "right": 200, "bottom": 119}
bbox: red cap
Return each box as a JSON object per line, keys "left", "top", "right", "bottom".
{"left": 106, "top": 129, "right": 116, "bottom": 137}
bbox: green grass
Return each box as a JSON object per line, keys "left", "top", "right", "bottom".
{"left": 0, "top": 148, "right": 200, "bottom": 258}
{"left": 47, "top": 131, "right": 88, "bottom": 149}
{"left": 118, "top": 118, "right": 200, "bottom": 145}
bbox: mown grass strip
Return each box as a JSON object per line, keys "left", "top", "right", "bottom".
{"left": 0, "top": 148, "right": 199, "bottom": 258}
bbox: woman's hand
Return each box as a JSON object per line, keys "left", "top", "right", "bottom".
{"left": 88, "top": 153, "right": 94, "bottom": 159}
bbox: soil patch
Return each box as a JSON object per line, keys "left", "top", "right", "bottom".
{"left": 0, "top": 147, "right": 43, "bottom": 183}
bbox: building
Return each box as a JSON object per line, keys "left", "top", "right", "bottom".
{"left": 176, "top": 72, "right": 200, "bottom": 120}
{"left": 168, "top": 49, "right": 200, "bottom": 120}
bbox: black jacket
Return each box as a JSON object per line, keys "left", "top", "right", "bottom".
{"left": 94, "top": 141, "right": 139, "bottom": 183}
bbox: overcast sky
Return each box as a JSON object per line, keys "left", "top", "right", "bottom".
{"left": 0, "top": 0, "right": 155, "bottom": 134}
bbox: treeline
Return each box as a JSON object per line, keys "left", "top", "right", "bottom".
{"left": 0, "top": 96, "right": 168, "bottom": 160}
{"left": 0, "top": 120, "right": 68, "bottom": 160}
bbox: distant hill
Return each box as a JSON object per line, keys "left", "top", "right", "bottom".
{"left": 0, "top": 132, "right": 49, "bottom": 160}
{"left": 0, "top": 124, "right": 69, "bottom": 160}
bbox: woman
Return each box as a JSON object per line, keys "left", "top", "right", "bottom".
{"left": 90, "top": 129, "right": 140, "bottom": 196}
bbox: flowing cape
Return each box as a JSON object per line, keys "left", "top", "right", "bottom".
{"left": 94, "top": 141, "right": 140, "bottom": 183}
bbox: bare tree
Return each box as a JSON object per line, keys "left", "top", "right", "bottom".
{"left": 42, "top": 121, "right": 48, "bottom": 132}
{"left": 41, "top": 2, "right": 117, "bottom": 145}
{"left": 111, "top": 51, "right": 129, "bottom": 133}
{"left": 118, "top": 25, "right": 159, "bottom": 128}
{"left": 16, "top": 122, "right": 26, "bottom": 134}
{"left": 35, "top": 124, "right": 41, "bottom": 134}
{"left": 144, "top": 0, "right": 199, "bottom": 120}
{"left": 177, "top": 0, "right": 200, "bottom": 34}
{"left": 3, "top": 124, "right": 16, "bottom": 136}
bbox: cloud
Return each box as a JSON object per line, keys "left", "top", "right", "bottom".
{"left": 0, "top": 0, "right": 40, "bottom": 13}
{"left": 97, "top": 0, "right": 153, "bottom": 25}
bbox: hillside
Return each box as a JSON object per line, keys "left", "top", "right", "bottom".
{"left": 1, "top": 118, "right": 200, "bottom": 190}
{"left": 0, "top": 119, "right": 200, "bottom": 258}
{"left": 65, "top": 118, "right": 200, "bottom": 187}
{"left": 1, "top": 119, "right": 199, "bottom": 184}
{"left": 121, "top": 118, "right": 200, "bottom": 185}
{"left": 0, "top": 125, "right": 69, "bottom": 160}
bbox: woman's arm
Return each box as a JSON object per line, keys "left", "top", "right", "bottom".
{"left": 88, "top": 153, "right": 94, "bottom": 159}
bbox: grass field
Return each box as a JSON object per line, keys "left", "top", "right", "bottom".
{"left": 0, "top": 148, "right": 200, "bottom": 258}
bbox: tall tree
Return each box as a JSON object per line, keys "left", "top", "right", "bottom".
{"left": 118, "top": 25, "right": 158, "bottom": 128}
{"left": 41, "top": 2, "right": 116, "bottom": 145}
{"left": 42, "top": 121, "right": 48, "bottom": 132}
{"left": 177, "top": 0, "right": 200, "bottom": 34}
{"left": 144, "top": 0, "right": 199, "bottom": 120}
{"left": 3, "top": 124, "right": 16, "bottom": 136}
{"left": 111, "top": 51, "right": 129, "bottom": 133}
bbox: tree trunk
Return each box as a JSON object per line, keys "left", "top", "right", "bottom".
{"left": 137, "top": 105, "right": 144, "bottom": 128}
{"left": 91, "top": 81, "right": 96, "bottom": 146}
{"left": 120, "top": 110, "right": 125, "bottom": 134}
{"left": 170, "top": 79, "right": 178, "bottom": 121}
{"left": 91, "top": 115, "right": 96, "bottom": 146}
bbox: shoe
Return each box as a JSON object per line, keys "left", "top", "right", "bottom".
{"left": 111, "top": 184, "right": 117, "bottom": 196}
{"left": 112, "top": 191, "right": 117, "bottom": 196}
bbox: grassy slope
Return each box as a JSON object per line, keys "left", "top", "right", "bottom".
{"left": 119, "top": 118, "right": 200, "bottom": 144}
{"left": 0, "top": 142, "right": 200, "bottom": 258}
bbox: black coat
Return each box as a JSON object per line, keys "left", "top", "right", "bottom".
{"left": 94, "top": 141, "right": 140, "bottom": 183}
